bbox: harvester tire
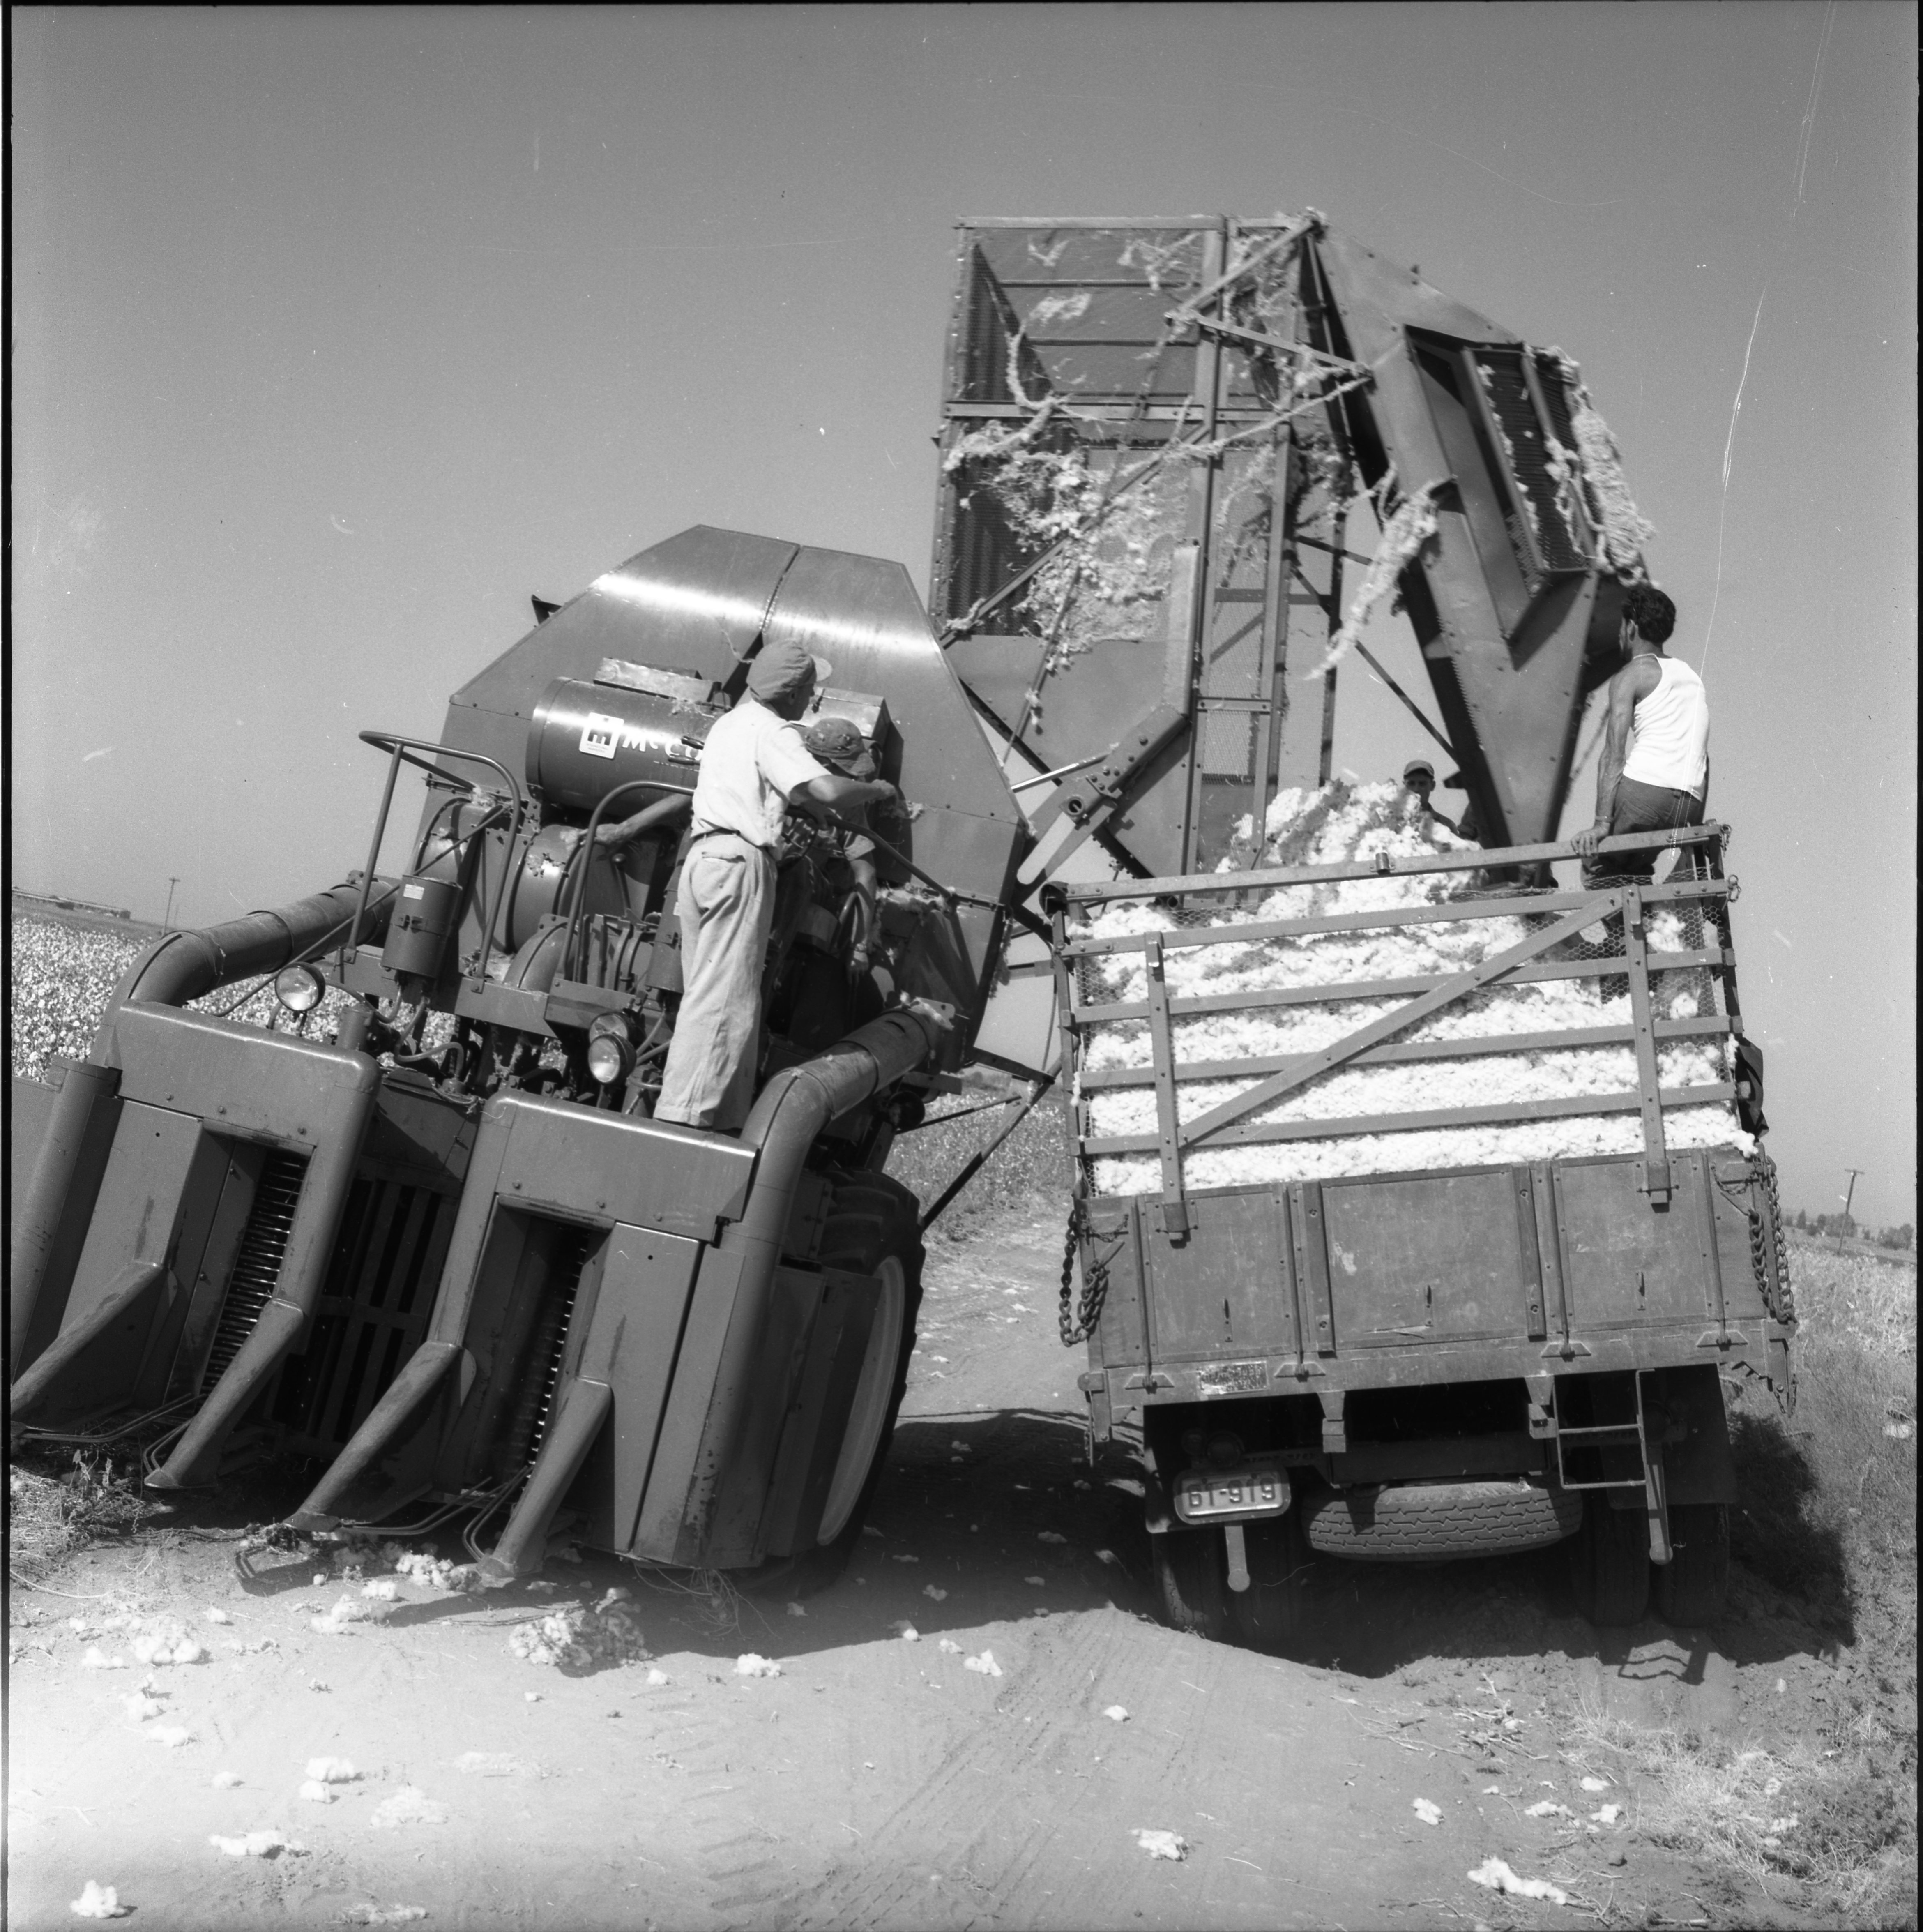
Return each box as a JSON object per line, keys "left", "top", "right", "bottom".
{"left": 1653, "top": 1502, "right": 1730, "bottom": 1627}
{"left": 1152, "top": 1528, "right": 1231, "bottom": 1642}
{"left": 1232, "top": 1509, "right": 1315, "bottom": 1658}
{"left": 1569, "top": 1495, "right": 1651, "bottom": 1627}
{"left": 735, "top": 1173, "right": 924, "bottom": 1602}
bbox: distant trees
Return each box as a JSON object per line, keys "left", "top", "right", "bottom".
{"left": 1787, "top": 1209, "right": 1916, "bottom": 1251}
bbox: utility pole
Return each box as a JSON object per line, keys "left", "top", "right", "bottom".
{"left": 163, "top": 877, "right": 180, "bottom": 933}
{"left": 1837, "top": 1167, "right": 1865, "bottom": 1250}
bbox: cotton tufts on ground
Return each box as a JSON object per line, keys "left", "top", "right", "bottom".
{"left": 1075, "top": 782, "right": 1746, "bottom": 1194}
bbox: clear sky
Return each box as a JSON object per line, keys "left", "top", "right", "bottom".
{"left": 11, "top": 3, "right": 1916, "bottom": 1228}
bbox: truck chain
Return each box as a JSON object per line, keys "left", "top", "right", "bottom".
{"left": 1748, "top": 1150, "right": 1796, "bottom": 1326}
{"left": 1058, "top": 1203, "right": 1110, "bottom": 1349}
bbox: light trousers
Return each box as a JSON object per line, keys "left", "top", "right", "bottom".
{"left": 654, "top": 834, "right": 775, "bottom": 1132}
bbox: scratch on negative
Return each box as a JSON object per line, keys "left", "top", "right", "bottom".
{"left": 1700, "top": 289, "right": 1767, "bottom": 677}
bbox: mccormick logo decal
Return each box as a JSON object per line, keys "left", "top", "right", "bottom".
{"left": 579, "top": 712, "right": 625, "bottom": 760}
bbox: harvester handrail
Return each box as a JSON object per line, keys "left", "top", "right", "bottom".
{"left": 352, "top": 733, "right": 527, "bottom": 986}
{"left": 1055, "top": 822, "right": 1725, "bottom": 908}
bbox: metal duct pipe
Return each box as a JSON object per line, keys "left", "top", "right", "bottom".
{"left": 90, "top": 878, "right": 396, "bottom": 1056}
{"left": 668, "top": 1006, "right": 944, "bottom": 1567}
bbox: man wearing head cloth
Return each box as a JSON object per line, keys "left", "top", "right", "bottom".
{"left": 654, "top": 635, "right": 897, "bottom": 1131}
{"left": 803, "top": 714, "right": 915, "bottom": 982}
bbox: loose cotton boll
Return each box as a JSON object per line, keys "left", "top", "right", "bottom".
{"left": 893, "top": 1622, "right": 920, "bottom": 1642}
{"left": 1104, "top": 1706, "right": 1129, "bottom": 1722}
{"left": 963, "top": 1651, "right": 1002, "bottom": 1677}
{"left": 644, "top": 1668, "right": 671, "bottom": 1687}
{"left": 68, "top": 1880, "right": 129, "bottom": 1919}
{"left": 304, "top": 1757, "right": 359, "bottom": 1783}
{"left": 208, "top": 1831, "right": 307, "bottom": 1858}
{"left": 922, "top": 1585, "right": 948, "bottom": 1602}
{"left": 369, "top": 1787, "right": 448, "bottom": 1829}
{"left": 145, "top": 1727, "right": 193, "bottom": 1748}
{"left": 120, "top": 1694, "right": 164, "bottom": 1722}
{"left": 299, "top": 1780, "right": 335, "bottom": 1804}
{"left": 361, "top": 1581, "right": 398, "bottom": 1602}
{"left": 734, "top": 1654, "right": 782, "bottom": 1679}
{"left": 1133, "top": 1828, "right": 1188, "bottom": 1861}
{"left": 937, "top": 1639, "right": 963, "bottom": 1655}
{"left": 342, "top": 1907, "right": 429, "bottom": 1926}
{"left": 211, "top": 1771, "right": 242, "bottom": 1789}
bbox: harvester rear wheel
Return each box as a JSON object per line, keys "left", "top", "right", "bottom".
{"left": 1568, "top": 1495, "right": 1651, "bottom": 1627}
{"left": 1653, "top": 1502, "right": 1730, "bottom": 1626}
{"left": 735, "top": 1173, "right": 924, "bottom": 1601}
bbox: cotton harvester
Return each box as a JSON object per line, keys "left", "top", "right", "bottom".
{"left": 10, "top": 214, "right": 1790, "bottom": 1623}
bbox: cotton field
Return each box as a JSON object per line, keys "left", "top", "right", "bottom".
{"left": 11, "top": 915, "right": 366, "bottom": 1083}
{"left": 1072, "top": 782, "right": 1747, "bottom": 1194}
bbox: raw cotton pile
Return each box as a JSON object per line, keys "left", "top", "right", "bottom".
{"left": 1077, "top": 782, "right": 1746, "bottom": 1196}
{"left": 1540, "top": 347, "right": 1656, "bottom": 574}
{"left": 508, "top": 1590, "right": 650, "bottom": 1670}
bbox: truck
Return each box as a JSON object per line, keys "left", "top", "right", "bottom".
{"left": 10, "top": 212, "right": 1793, "bottom": 1641}
{"left": 930, "top": 215, "right": 1794, "bottom": 1646}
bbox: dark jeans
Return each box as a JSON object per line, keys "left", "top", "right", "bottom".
{"left": 1582, "top": 775, "right": 1706, "bottom": 886}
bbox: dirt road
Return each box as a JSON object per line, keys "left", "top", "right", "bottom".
{"left": 7, "top": 1211, "right": 1849, "bottom": 1930}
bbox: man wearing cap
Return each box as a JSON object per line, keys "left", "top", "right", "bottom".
{"left": 1403, "top": 758, "right": 1477, "bottom": 842}
{"left": 653, "top": 636, "right": 896, "bottom": 1132}
{"left": 802, "top": 714, "right": 915, "bottom": 981}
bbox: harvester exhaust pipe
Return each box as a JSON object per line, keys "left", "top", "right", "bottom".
{"left": 470, "top": 1004, "right": 948, "bottom": 1584}
{"left": 9, "top": 881, "right": 392, "bottom": 1393}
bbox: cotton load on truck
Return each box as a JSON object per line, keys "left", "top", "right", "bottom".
{"left": 10, "top": 532, "right": 1029, "bottom": 1587}
{"left": 927, "top": 213, "right": 1792, "bottom": 1648}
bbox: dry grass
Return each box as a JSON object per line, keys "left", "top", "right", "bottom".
{"left": 1569, "top": 1687, "right": 1913, "bottom": 1925}
{"left": 1597, "top": 1240, "right": 1920, "bottom": 1926}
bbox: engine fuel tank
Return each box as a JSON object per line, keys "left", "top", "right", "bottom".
{"left": 527, "top": 672, "right": 722, "bottom": 814}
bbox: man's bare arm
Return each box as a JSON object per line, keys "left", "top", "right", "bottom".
{"left": 1572, "top": 660, "right": 1654, "bottom": 856}
{"left": 562, "top": 793, "right": 693, "bottom": 855}
{"left": 790, "top": 772, "right": 897, "bottom": 828}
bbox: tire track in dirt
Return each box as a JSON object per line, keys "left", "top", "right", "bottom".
{"left": 788, "top": 1611, "right": 1237, "bottom": 1928}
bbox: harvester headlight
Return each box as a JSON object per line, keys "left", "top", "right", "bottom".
{"left": 273, "top": 964, "right": 327, "bottom": 1015}
{"left": 585, "top": 1028, "right": 632, "bottom": 1087}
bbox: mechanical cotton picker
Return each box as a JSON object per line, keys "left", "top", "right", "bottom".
{"left": 11, "top": 533, "right": 1027, "bottom": 1589}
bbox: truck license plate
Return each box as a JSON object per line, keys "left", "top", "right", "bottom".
{"left": 1174, "top": 1461, "right": 1289, "bottom": 1523}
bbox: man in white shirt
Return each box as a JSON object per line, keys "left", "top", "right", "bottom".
{"left": 1572, "top": 583, "right": 1711, "bottom": 885}
{"left": 654, "top": 636, "right": 898, "bottom": 1131}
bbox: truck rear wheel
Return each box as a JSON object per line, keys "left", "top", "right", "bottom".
{"left": 1232, "top": 1511, "right": 1313, "bottom": 1656}
{"left": 1568, "top": 1496, "right": 1651, "bottom": 1626}
{"left": 1653, "top": 1502, "right": 1729, "bottom": 1626}
{"left": 734, "top": 1174, "right": 924, "bottom": 1601}
{"left": 1153, "top": 1529, "right": 1231, "bottom": 1641}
